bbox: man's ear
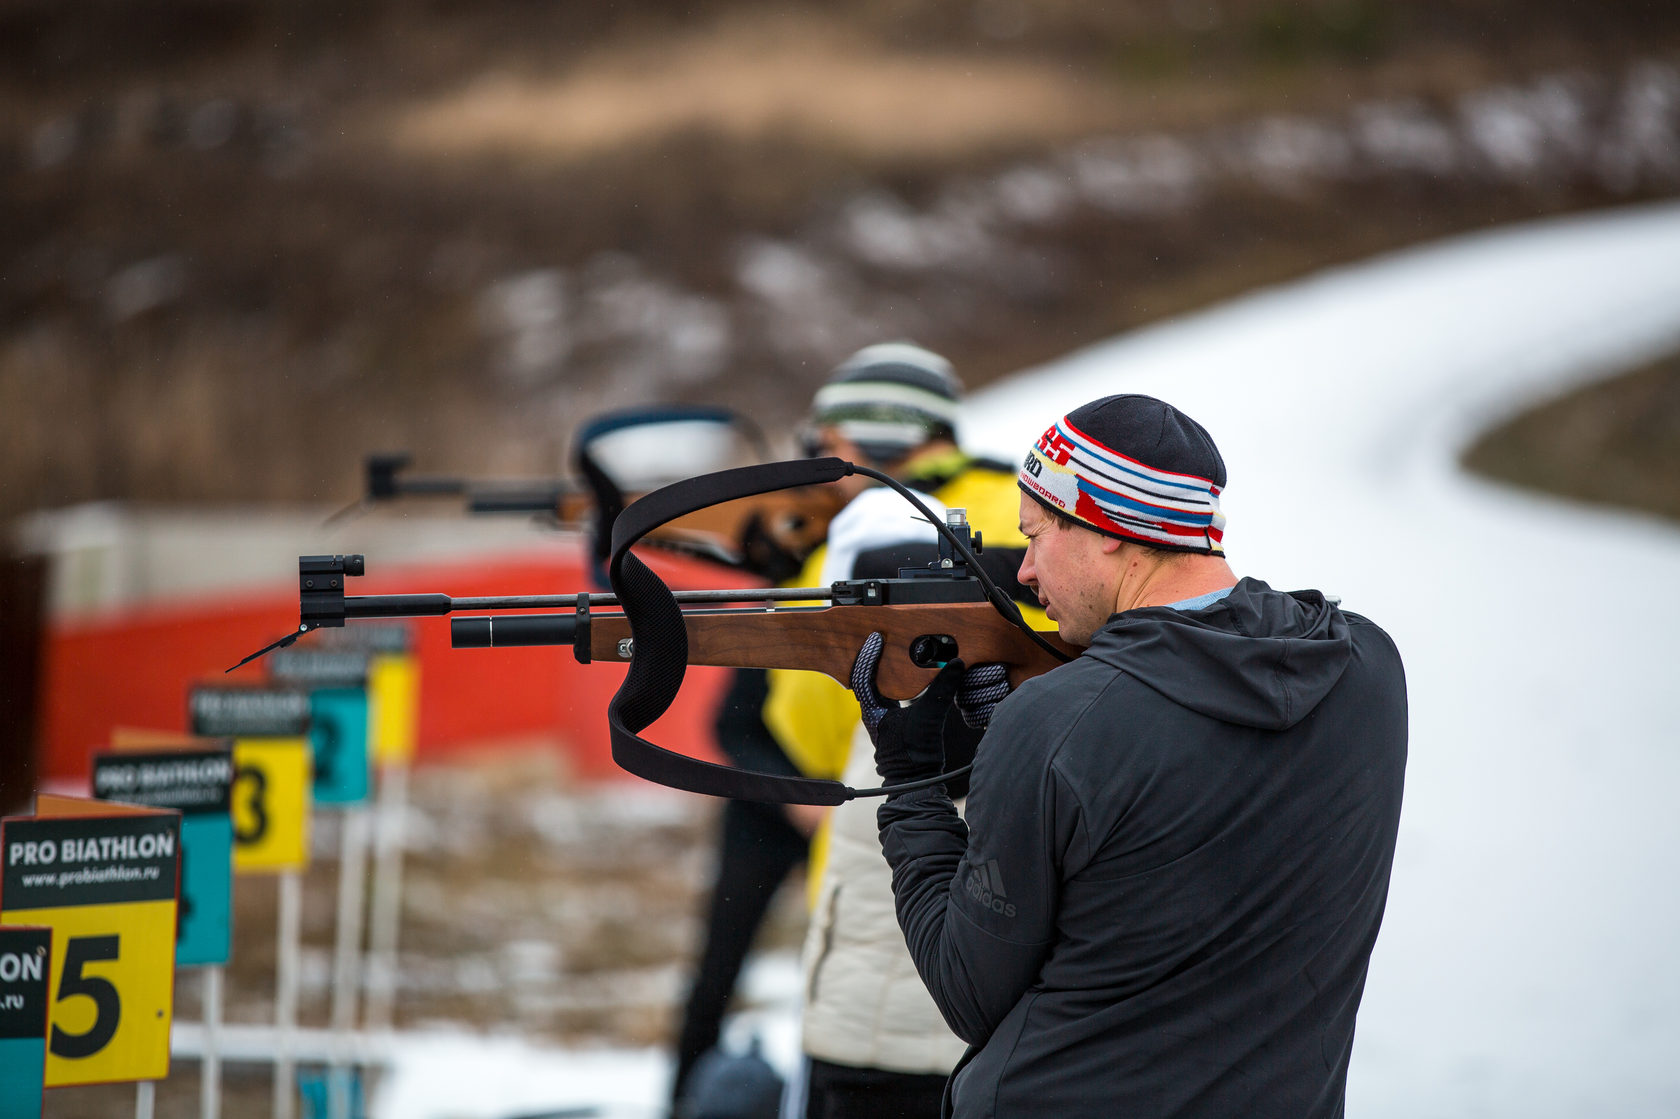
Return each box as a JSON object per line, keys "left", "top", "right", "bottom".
{"left": 1100, "top": 535, "right": 1124, "bottom": 555}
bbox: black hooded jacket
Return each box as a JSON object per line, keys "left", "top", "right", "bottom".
{"left": 877, "top": 578, "right": 1407, "bottom": 1118}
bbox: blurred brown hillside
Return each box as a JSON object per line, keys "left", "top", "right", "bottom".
{"left": 3, "top": 0, "right": 1680, "bottom": 523}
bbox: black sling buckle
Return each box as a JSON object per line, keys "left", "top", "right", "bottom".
{"left": 604, "top": 456, "right": 1069, "bottom": 805}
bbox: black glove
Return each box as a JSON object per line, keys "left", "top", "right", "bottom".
{"left": 850, "top": 631, "right": 965, "bottom": 786}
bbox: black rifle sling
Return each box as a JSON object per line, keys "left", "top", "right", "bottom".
{"left": 607, "top": 458, "right": 857, "bottom": 805}
{"left": 604, "top": 456, "right": 1050, "bottom": 804}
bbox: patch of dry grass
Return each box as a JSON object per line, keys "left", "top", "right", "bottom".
{"left": 381, "top": 10, "right": 1128, "bottom": 165}
{"left": 1463, "top": 350, "right": 1680, "bottom": 523}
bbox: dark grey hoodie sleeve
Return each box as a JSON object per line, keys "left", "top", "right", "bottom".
{"left": 877, "top": 697, "right": 1076, "bottom": 1045}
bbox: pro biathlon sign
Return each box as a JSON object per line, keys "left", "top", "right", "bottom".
{"left": 0, "top": 796, "right": 180, "bottom": 1088}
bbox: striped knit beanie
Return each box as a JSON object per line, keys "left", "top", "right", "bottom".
{"left": 1018, "top": 394, "right": 1227, "bottom": 555}
{"left": 806, "top": 343, "right": 963, "bottom": 463}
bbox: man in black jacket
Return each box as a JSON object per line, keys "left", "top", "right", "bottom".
{"left": 852, "top": 393, "right": 1408, "bottom": 1118}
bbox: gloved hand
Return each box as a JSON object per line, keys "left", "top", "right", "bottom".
{"left": 955, "top": 663, "right": 1011, "bottom": 730}
{"left": 850, "top": 631, "right": 965, "bottom": 786}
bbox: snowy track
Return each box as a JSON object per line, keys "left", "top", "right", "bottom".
{"left": 968, "top": 199, "right": 1680, "bottom": 1118}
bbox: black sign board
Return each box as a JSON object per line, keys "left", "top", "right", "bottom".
{"left": 314, "top": 623, "right": 413, "bottom": 655}
{"left": 188, "top": 687, "right": 310, "bottom": 738}
{"left": 92, "top": 749, "right": 234, "bottom": 816}
{"left": 268, "top": 649, "right": 371, "bottom": 688}
{"left": 0, "top": 925, "right": 50, "bottom": 1042}
{"left": 1, "top": 815, "right": 181, "bottom": 911}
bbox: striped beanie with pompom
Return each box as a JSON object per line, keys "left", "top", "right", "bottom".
{"left": 805, "top": 343, "right": 963, "bottom": 464}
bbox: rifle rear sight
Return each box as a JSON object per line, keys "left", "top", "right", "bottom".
{"left": 300, "top": 554, "right": 363, "bottom": 631}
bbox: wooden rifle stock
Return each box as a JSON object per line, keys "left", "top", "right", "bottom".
{"left": 463, "top": 600, "right": 1078, "bottom": 700}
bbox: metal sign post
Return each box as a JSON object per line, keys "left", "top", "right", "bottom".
{"left": 360, "top": 637, "right": 418, "bottom": 1035}
{"left": 274, "top": 870, "right": 301, "bottom": 1119}
{"left": 200, "top": 965, "right": 223, "bottom": 1119}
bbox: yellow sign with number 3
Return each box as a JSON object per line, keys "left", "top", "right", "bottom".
{"left": 230, "top": 738, "right": 311, "bottom": 873}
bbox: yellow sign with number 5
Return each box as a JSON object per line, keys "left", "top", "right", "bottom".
{"left": 1, "top": 797, "right": 180, "bottom": 1087}
{"left": 21, "top": 901, "right": 176, "bottom": 1085}
{"left": 231, "top": 738, "right": 311, "bottom": 873}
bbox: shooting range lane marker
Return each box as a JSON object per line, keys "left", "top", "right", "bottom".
{"left": 1, "top": 800, "right": 181, "bottom": 1090}
{"left": 92, "top": 741, "right": 237, "bottom": 1119}
{"left": 188, "top": 684, "right": 315, "bottom": 1114}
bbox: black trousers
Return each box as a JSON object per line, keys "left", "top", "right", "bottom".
{"left": 804, "top": 1057, "right": 949, "bottom": 1119}
{"left": 670, "top": 795, "right": 807, "bottom": 1107}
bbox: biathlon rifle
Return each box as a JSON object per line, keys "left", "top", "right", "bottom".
{"left": 326, "top": 405, "right": 840, "bottom": 576}
{"left": 235, "top": 457, "right": 1078, "bottom": 805}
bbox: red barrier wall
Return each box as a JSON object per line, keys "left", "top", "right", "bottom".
{"left": 39, "top": 544, "right": 737, "bottom": 784}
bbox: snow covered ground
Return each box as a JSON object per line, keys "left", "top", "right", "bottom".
{"left": 371, "top": 199, "right": 1680, "bottom": 1118}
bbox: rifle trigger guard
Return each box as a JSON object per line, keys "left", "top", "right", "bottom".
{"left": 908, "top": 634, "right": 959, "bottom": 668}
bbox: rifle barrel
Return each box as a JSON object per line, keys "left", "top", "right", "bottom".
{"left": 343, "top": 586, "right": 830, "bottom": 619}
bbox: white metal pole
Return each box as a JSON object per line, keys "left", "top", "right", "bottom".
{"left": 201, "top": 965, "right": 223, "bottom": 1119}
{"left": 328, "top": 807, "right": 371, "bottom": 1119}
{"left": 274, "top": 870, "right": 302, "bottom": 1119}
{"left": 363, "top": 761, "right": 409, "bottom": 1032}
{"left": 136, "top": 1080, "right": 155, "bottom": 1119}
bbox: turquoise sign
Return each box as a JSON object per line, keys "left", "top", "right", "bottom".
{"left": 92, "top": 748, "right": 235, "bottom": 968}
{"left": 306, "top": 688, "right": 371, "bottom": 805}
{"left": 270, "top": 650, "right": 372, "bottom": 807}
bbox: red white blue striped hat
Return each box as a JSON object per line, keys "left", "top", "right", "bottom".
{"left": 1018, "top": 394, "right": 1227, "bottom": 555}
